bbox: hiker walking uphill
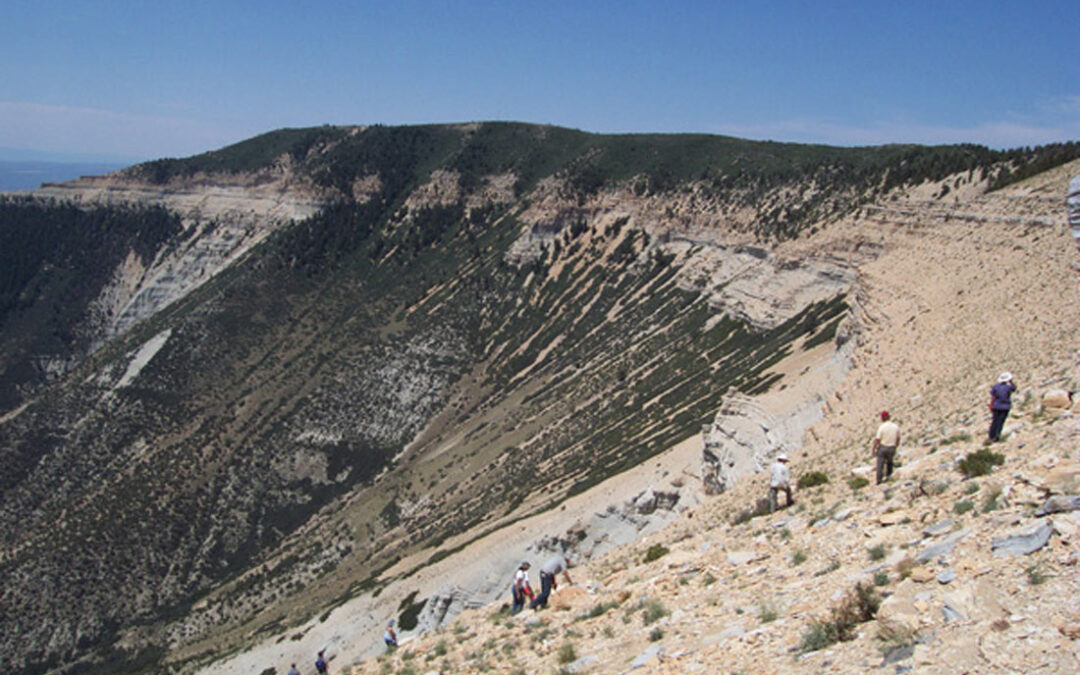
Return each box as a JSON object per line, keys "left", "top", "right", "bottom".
{"left": 511, "top": 561, "right": 534, "bottom": 614}
{"left": 872, "top": 411, "right": 901, "bottom": 484}
{"left": 531, "top": 554, "right": 572, "bottom": 610}
{"left": 988, "top": 372, "right": 1018, "bottom": 442}
{"left": 769, "top": 453, "right": 793, "bottom": 513}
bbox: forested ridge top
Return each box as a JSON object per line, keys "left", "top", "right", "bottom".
{"left": 129, "top": 121, "right": 1080, "bottom": 203}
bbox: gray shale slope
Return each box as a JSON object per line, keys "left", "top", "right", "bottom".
{"left": 0, "top": 123, "right": 1076, "bottom": 674}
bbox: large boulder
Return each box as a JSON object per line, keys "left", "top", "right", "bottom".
{"left": 1042, "top": 389, "right": 1073, "bottom": 412}
{"left": 1039, "top": 462, "right": 1080, "bottom": 495}
{"left": 549, "top": 586, "right": 588, "bottom": 611}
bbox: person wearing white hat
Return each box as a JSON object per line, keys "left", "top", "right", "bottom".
{"left": 769, "top": 453, "right": 793, "bottom": 513}
{"left": 988, "top": 372, "right": 1018, "bottom": 442}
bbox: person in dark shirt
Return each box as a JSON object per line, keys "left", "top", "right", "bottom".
{"left": 988, "top": 372, "right": 1018, "bottom": 442}
{"left": 315, "top": 650, "right": 329, "bottom": 674}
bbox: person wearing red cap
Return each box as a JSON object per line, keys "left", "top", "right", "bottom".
{"left": 872, "top": 411, "right": 901, "bottom": 484}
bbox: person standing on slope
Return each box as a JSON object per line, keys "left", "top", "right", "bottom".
{"left": 769, "top": 453, "right": 793, "bottom": 512}
{"left": 872, "top": 411, "right": 901, "bottom": 484}
{"left": 511, "top": 561, "right": 533, "bottom": 614}
{"left": 315, "top": 650, "right": 329, "bottom": 674}
{"left": 287, "top": 664, "right": 300, "bottom": 675}
{"left": 988, "top": 372, "right": 1018, "bottom": 442}
{"left": 531, "top": 554, "right": 572, "bottom": 610}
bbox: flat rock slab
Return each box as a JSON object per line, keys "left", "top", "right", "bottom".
{"left": 727, "top": 550, "right": 767, "bottom": 566}
{"left": 923, "top": 520, "right": 955, "bottom": 537}
{"left": 915, "top": 529, "right": 970, "bottom": 564}
{"left": 631, "top": 644, "right": 664, "bottom": 669}
{"left": 992, "top": 521, "right": 1053, "bottom": 556}
{"left": 1034, "top": 495, "right": 1080, "bottom": 517}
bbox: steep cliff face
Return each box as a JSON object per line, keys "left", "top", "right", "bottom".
{"left": 1, "top": 124, "right": 1077, "bottom": 674}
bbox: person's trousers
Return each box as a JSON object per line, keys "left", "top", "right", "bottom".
{"left": 769, "top": 486, "right": 792, "bottom": 512}
{"left": 989, "top": 409, "right": 1009, "bottom": 441}
{"left": 876, "top": 445, "right": 897, "bottom": 484}
{"left": 531, "top": 572, "right": 554, "bottom": 609}
{"left": 511, "top": 587, "right": 524, "bottom": 614}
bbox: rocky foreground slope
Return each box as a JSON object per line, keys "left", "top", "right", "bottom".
{"left": 336, "top": 161, "right": 1080, "bottom": 674}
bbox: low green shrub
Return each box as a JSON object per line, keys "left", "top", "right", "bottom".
{"left": 643, "top": 544, "right": 669, "bottom": 563}
{"left": 848, "top": 475, "right": 870, "bottom": 490}
{"left": 958, "top": 449, "right": 1004, "bottom": 478}
{"left": 798, "top": 471, "right": 830, "bottom": 489}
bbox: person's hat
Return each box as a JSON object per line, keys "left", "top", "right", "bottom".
{"left": 881, "top": 410, "right": 890, "bottom": 420}
{"left": 998, "top": 372, "right": 1013, "bottom": 383}
{"left": 521, "top": 561, "right": 531, "bottom": 568}
{"left": 776, "top": 453, "right": 789, "bottom": 462}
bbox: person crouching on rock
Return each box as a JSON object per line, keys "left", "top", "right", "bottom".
{"left": 511, "top": 561, "right": 534, "bottom": 614}
{"left": 769, "top": 453, "right": 793, "bottom": 513}
{"left": 383, "top": 621, "right": 398, "bottom": 649}
{"left": 872, "top": 411, "right": 901, "bottom": 484}
{"left": 988, "top": 372, "right": 1017, "bottom": 443}
{"left": 530, "top": 554, "right": 572, "bottom": 610}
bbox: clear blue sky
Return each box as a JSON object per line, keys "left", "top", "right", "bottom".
{"left": 2, "top": 0, "right": 1078, "bottom": 162}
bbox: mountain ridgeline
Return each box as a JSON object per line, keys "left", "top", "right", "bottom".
{"left": 1, "top": 123, "right": 1077, "bottom": 674}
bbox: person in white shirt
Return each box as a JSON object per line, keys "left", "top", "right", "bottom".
{"left": 510, "top": 561, "right": 533, "bottom": 614}
{"left": 872, "top": 411, "right": 901, "bottom": 484}
{"left": 769, "top": 453, "right": 793, "bottom": 513}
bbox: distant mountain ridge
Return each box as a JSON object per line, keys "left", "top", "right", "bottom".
{"left": 1, "top": 123, "right": 1078, "bottom": 674}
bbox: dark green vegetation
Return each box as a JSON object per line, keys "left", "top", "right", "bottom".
{"left": 1, "top": 123, "right": 1075, "bottom": 674}
{"left": 0, "top": 197, "right": 183, "bottom": 410}
{"left": 643, "top": 544, "right": 670, "bottom": 563}
{"left": 797, "top": 471, "right": 830, "bottom": 489}
{"left": 958, "top": 448, "right": 1006, "bottom": 477}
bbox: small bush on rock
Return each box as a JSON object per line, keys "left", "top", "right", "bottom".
{"left": 798, "top": 471, "right": 830, "bottom": 489}
{"left": 643, "top": 544, "right": 669, "bottom": 563}
{"left": 958, "top": 449, "right": 1004, "bottom": 478}
{"left": 848, "top": 475, "right": 870, "bottom": 490}
{"left": 798, "top": 583, "right": 880, "bottom": 653}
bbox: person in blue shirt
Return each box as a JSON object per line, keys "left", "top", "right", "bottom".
{"left": 988, "top": 372, "right": 1018, "bottom": 442}
{"left": 315, "top": 650, "right": 329, "bottom": 674}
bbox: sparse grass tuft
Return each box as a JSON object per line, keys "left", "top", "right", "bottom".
{"left": 649, "top": 626, "right": 664, "bottom": 641}
{"left": 557, "top": 642, "right": 577, "bottom": 664}
{"left": 982, "top": 484, "right": 1002, "bottom": 512}
{"left": 953, "top": 500, "right": 975, "bottom": 515}
{"left": 868, "top": 544, "right": 887, "bottom": 561}
{"left": 798, "top": 582, "right": 880, "bottom": 653}
{"left": 759, "top": 599, "right": 779, "bottom": 623}
{"left": 895, "top": 556, "right": 916, "bottom": 580}
{"left": 791, "top": 549, "right": 807, "bottom": 566}
{"left": 873, "top": 571, "right": 889, "bottom": 586}
{"left": 642, "top": 599, "right": 668, "bottom": 625}
{"left": 1026, "top": 563, "right": 1047, "bottom": 586}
